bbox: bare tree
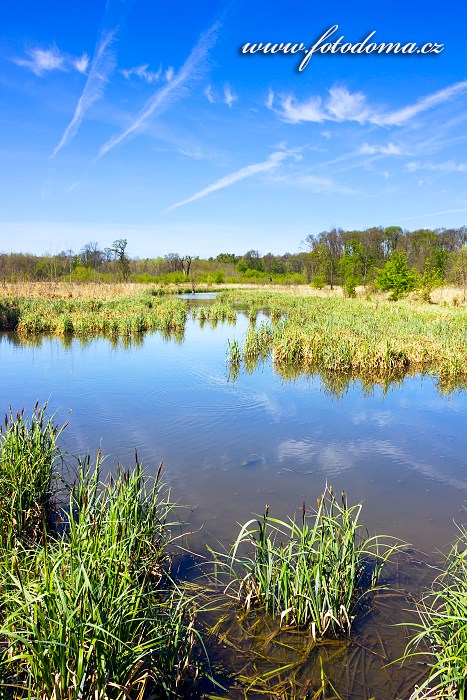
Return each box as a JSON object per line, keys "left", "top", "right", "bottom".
{"left": 80, "top": 242, "right": 103, "bottom": 269}
{"left": 111, "top": 239, "right": 130, "bottom": 280}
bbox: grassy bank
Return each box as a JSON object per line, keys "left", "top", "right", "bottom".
{"left": 223, "top": 291, "right": 467, "bottom": 382}
{"left": 2, "top": 284, "right": 467, "bottom": 385}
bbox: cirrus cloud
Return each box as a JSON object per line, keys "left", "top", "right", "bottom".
{"left": 269, "top": 81, "right": 467, "bottom": 127}
{"left": 164, "top": 149, "right": 292, "bottom": 212}
{"left": 13, "top": 46, "right": 78, "bottom": 76}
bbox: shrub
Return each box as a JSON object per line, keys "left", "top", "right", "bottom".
{"left": 311, "top": 274, "right": 327, "bottom": 289}
{"left": 376, "top": 251, "right": 418, "bottom": 300}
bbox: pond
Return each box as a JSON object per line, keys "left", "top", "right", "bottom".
{"left": 1, "top": 294, "right": 466, "bottom": 697}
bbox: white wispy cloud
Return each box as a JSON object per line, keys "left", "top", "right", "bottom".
{"left": 164, "top": 149, "right": 291, "bottom": 212}
{"left": 204, "top": 84, "right": 215, "bottom": 103}
{"left": 13, "top": 47, "right": 66, "bottom": 75}
{"left": 358, "top": 142, "right": 404, "bottom": 155}
{"left": 377, "top": 81, "right": 467, "bottom": 126}
{"left": 406, "top": 160, "right": 467, "bottom": 172}
{"left": 326, "top": 86, "right": 370, "bottom": 123}
{"left": 96, "top": 21, "right": 220, "bottom": 161}
{"left": 277, "top": 93, "right": 327, "bottom": 123}
{"left": 13, "top": 46, "right": 91, "bottom": 76}
{"left": 223, "top": 83, "right": 237, "bottom": 107}
{"left": 165, "top": 66, "right": 174, "bottom": 82}
{"left": 51, "top": 29, "right": 117, "bottom": 158}
{"left": 265, "top": 88, "right": 274, "bottom": 109}
{"left": 398, "top": 207, "right": 467, "bottom": 222}
{"left": 178, "top": 146, "right": 211, "bottom": 160}
{"left": 66, "top": 180, "right": 81, "bottom": 193}
{"left": 297, "top": 174, "right": 356, "bottom": 193}
{"left": 273, "top": 171, "right": 358, "bottom": 195}
{"left": 271, "top": 81, "right": 467, "bottom": 127}
{"left": 121, "top": 63, "right": 163, "bottom": 83}
{"left": 73, "top": 54, "right": 90, "bottom": 74}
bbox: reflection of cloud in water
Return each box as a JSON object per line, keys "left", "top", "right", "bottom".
{"left": 277, "top": 439, "right": 317, "bottom": 463}
{"left": 277, "top": 439, "right": 357, "bottom": 474}
{"left": 277, "top": 438, "right": 467, "bottom": 492}
{"left": 372, "top": 439, "right": 467, "bottom": 493}
{"left": 351, "top": 410, "right": 392, "bottom": 427}
{"left": 250, "top": 391, "right": 284, "bottom": 420}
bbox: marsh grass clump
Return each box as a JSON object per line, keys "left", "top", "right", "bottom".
{"left": 247, "top": 305, "right": 258, "bottom": 323}
{"left": 0, "top": 410, "right": 204, "bottom": 700}
{"left": 227, "top": 339, "right": 241, "bottom": 367}
{"left": 0, "top": 402, "right": 65, "bottom": 546}
{"left": 212, "top": 486, "right": 400, "bottom": 640}
{"left": 404, "top": 523, "right": 467, "bottom": 700}
{"left": 192, "top": 300, "right": 237, "bottom": 325}
{"left": 223, "top": 292, "right": 467, "bottom": 383}
{"left": 0, "top": 294, "right": 188, "bottom": 338}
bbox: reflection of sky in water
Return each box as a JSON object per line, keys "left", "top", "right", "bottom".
{"left": 1, "top": 315, "right": 467, "bottom": 555}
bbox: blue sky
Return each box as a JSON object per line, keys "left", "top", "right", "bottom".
{"left": 1, "top": 0, "right": 467, "bottom": 258}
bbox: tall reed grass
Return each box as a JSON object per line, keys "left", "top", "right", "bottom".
{"left": 0, "top": 293, "right": 187, "bottom": 337}
{"left": 404, "top": 522, "right": 467, "bottom": 700}
{"left": 192, "top": 299, "right": 236, "bottom": 324}
{"left": 211, "top": 486, "right": 401, "bottom": 639}
{"left": 0, "top": 403, "right": 65, "bottom": 547}
{"left": 0, "top": 409, "right": 203, "bottom": 699}
{"left": 224, "top": 292, "right": 467, "bottom": 381}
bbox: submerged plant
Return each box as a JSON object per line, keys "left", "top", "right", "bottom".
{"left": 212, "top": 486, "right": 401, "bottom": 639}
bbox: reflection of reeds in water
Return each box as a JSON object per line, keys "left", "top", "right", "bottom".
{"left": 227, "top": 339, "right": 242, "bottom": 383}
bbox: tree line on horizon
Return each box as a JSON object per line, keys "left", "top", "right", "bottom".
{"left": 1, "top": 226, "right": 466, "bottom": 298}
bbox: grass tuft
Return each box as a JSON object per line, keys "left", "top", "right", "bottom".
{"left": 404, "top": 521, "right": 467, "bottom": 700}
{"left": 0, "top": 410, "right": 204, "bottom": 699}
{"left": 211, "top": 485, "right": 402, "bottom": 639}
{"left": 0, "top": 402, "right": 65, "bottom": 546}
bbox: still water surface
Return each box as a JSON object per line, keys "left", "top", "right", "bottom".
{"left": 1, "top": 296, "right": 467, "bottom": 697}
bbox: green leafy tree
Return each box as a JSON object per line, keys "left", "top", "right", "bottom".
{"left": 451, "top": 245, "right": 467, "bottom": 302}
{"left": 216, "top": 253, "right": 239, "bottom": 265}
{"left": 307, "top": 229, "right": 343, "bottom": 289}
{"left": 420, "top": 247, "right": 448, "bottom": 302}
{"left": 376, "top": 251, "right": 418, "bottom": 300}
{"left": 339, "top": 239, "right": 364, "bottom": 297}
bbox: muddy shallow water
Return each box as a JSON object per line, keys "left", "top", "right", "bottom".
{"left": 1, "top": 296, "right": 466, "bottom": 697}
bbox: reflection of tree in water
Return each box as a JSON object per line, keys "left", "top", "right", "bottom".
{"left": 228, "top": 349, "right": 466, "bottom": 398}
{"left": 2, "top": 327, "right": 185, "bottom": 352}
